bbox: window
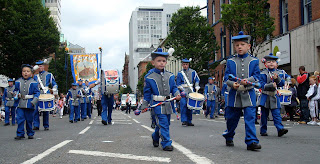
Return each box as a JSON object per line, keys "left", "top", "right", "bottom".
{"left": 212, "top": 1, "right": 215, "bottom": 23}
{"left": 220, "top": 0, "right": 225, "bottom": 18}
{"left": 304, "top": 0, "right": 312, "bottom": 23}
{"left": 282, "top": 0, "right": 288, "bottom": 33}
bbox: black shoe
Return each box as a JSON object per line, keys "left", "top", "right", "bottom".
{"left": 187, "top": 123, "right": 194, "bottom": 126}
{"left": 77, "top": 118, "right": 80, "bottom": 121}
{"left": 28, "top": 136, "right": 34, "bottom": 139}
{"left": 278, "top": 129, "right": 288, "bottom": 137}
{"left": 12, "top": 124, "right": 15, "bottom": 126}
{"left": 69, "top": 120, "right": 73, "bottom": 123}
{"left": 102, "top": 120, "right": 108, "bottom": 125}
{"left": 108, "top": 122, "right": 112, "bottom": 125}
{"left": 210, "top": 117, "right": 215, "bottom": 119}
{"left": 151, "top": 122, "right": 156, "bottom": 129}
{"left": 81, "top": 119, "right": 84, "bottom": 121}
{"left": 261, "top": 133, "right": 268, "bottom": 136}
{"left": 84, "top": 117, "right": 87, "bottom": 119}
{"left": 182, "top": 122, "right": 187, "bottom": 126}
{"left": 152, "top": 135, "right": 159, "bottom": 147}
{"left": 33, "top": 127, "right": 39, "bottom": 130}
{"left": 255, "top": 121, "right": 259, "bottom": 125}
{"left": 14, "top": 136, "right": 24, "bottom": 140}
{"left": 4, "top": 123, "right": 10, "bottom": 126}
{"left": 247, "top": 142, "right": 262, "bottom": 151}
{"left": 205, "top": 115, "right": 208, "bottom": 118}
{"left": 44, "top": 127, "right": 49, "bottom": 131}
{"left": 163, "top": 145, "right": 173, "bottom": 151}
{"left": 226, "top": 140, "right": 234, "bottom": 147}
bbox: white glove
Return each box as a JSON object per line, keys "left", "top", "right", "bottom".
{"left": 195, "top": 86, "right": 200, "bottom": 91}
{"left": 95, "top": 79, "right": 101, "bottom": 85}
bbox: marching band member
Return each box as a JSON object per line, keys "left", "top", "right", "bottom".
{"left": 2, "top": 78, "right": 18, "bottom": 126}
{"left": 66, "top": 83, "right": 81, "bottom": 123}
{"left": 141, "top": 48, "right": 181, "bottom": 151}
{"left": 176, "top": 58, "right": 200, "bottom": 126}
{"left": 14, "top": 64, "right": 40, "bottom": 140}
{"left": 258, "top": 53, "right": 289, "bottom": 137}
{"left": 33, "top": 60, "right": 58, "bottom": 131}
{"left": 77, "top": 79, "right": 87, "bottom": 121}
{"left": 85, "top": 80, "right": 94, "bottom": 119}
{"left": 222, "top": 31, "right": 261, "bottom": 151}
{"left": 204, "top": 77, "right": 217, "bottom": 119}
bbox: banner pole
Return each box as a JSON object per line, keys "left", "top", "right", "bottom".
{"left": 99, "top": 47, "right": 102, "bottom": 76}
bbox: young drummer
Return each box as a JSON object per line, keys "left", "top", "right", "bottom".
{"left": 141, "top": 48, "right": 181, "bottom": 151}
{"left": 204, "top": 77, "right": 217, "bottom": 119}
{"left": 2, "top": 78, "right": 18, "bottom": 126}
{"left": 14, "top": 64, "right": 40, "bottom": 140}
{"left": 66, "top": 83, "right": 81, "bottom": 123}
{"left": 223, "top": 31, "right": 261, "bottom": 151}
{"left": 258, "top": 53, "right": 289, "bottom": 136}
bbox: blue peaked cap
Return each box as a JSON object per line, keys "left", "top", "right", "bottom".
{"left": 151, "top": 48, "right": 169, "bottom": 60}
{"left": 35, "top": 60, "right": 44, "bottom": 65}
{"left": 182, "top": 58, "right": 190, "bottom": 63}
{"left": 208, "top": 77, "right": 214, "bottom": 80}
{"left": 8, "top": 78, "right": 14, "bottom": 82}
{"left": 78, "top": 79, "right": 83, "bottom": 82}
{"left": 72, "top": 83, "right": 78, "bottom": 86}
{"left": 264, "top": 53, "right": 279, "bottom": 61}
{"left": 21, "top": 64, "right": 33, "bottom": 70}
{"left": 231, "top": 31, "right": 251, "bottom": 43}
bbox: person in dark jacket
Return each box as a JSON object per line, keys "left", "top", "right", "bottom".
{"left": 297, "top": 66, "right": 310, "bottom": 123}
{"left": 284, "top": 79, "right": 298, "bottom": 121}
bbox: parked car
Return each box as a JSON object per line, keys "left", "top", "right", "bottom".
{"left": 120, "top": 94, "right": 137, "bottom": 111}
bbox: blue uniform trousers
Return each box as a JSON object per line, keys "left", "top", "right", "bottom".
{"left": 205, "top": 100, "right": 215, "bottom": 118}
{"left": 260, "top": 107, "right": 284, "bottom": 134}
{"left": 80, "top": 103, "right": 86, "bottom": 119}
{"left": 180, "top": 97, "right": 192, "bottom": 123}
{"left": 101, "top": 95, "right": 113, "bottom": 123}
{"left": 223, "top": 106, "right": 259, "bottom": 145}
{"left": 86, "top": 102, "right": 91, "bottom": 118}
{"left": 17, "top": 108, "right": 35, "bottom": 137}
{"left": 69, "top": 105, "right": 79, "bottom": 122}
{"left": 33, "top": 106, "right": 49, "bottom": 128}
{"left": 152, "top": 114, "right": 172, "bottom": 148}
{"left": 5, "top": 106, "right": 16, "bottom": 124}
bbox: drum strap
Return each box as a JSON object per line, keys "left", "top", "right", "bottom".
{"left": 37, "top": 75, "right": 48, "bottom": 93}
{"left": 181, "top": 71, "right": 193, "bottom": 92}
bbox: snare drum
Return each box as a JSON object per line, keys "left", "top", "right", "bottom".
{"left": 38, "top": 94, "right": 55, "bottom": 111}
{"left": 278, "top": 89, "right": 292, "bottom": 105}
{"left": 187, "top": 92, "right": 205, "bottom": 110}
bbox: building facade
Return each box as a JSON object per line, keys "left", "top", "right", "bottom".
{"left": 68, "top": 43, "right": 86, "bottom": 54}
{"left": 45, "top": 0, "right": 62, "bottom": 32}
{"left": 207, "top": 0, "right": 320, "bottom": 87}
{"left": 122, "top": 54, "right": 129, "bottom": 85}
{"left": 128, "top": 4, "right": 180, "bottom": 93}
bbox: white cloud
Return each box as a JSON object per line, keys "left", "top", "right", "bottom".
{"left": 61, "top": 0, "right": 206, "bottom": 74}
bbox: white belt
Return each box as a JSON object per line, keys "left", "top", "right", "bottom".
{"left": 181, "top": 84, "right": 193, "bottom": 88}
{"left": 6, "top": 98, "right": 14, "bottom": 101}
{"left": 70, "top": 98, "right": 79, "bottom": 101}
{"left": 153, "top": 95, "right": 171, "bottom": 101}
{"left": 22, "top": 95, "right": 34, "bottom": 99}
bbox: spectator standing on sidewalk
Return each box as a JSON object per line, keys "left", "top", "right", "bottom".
{"left": 125, "top": 93, "right": 132, "bottom": 114}
{"left": 297, "top": 66, "right": 310, "bottom": 124}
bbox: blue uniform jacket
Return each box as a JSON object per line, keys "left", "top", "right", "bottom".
{"left": 204, "top": 83, "right": 217, "bottom": 101}
{"left": 176, "top": 68, "right": 200, "bottom": 92}
{"left": 2, "top": 86, "right": 18, "bottom": 107}
{"left": 142, "top": 68, "right": 180, "bottom": 115}
{"left": 224, "top": 53, "right": 260, "bottom": 108}
{"left": 34, "top": 71, "right": 58, "bottom": 94}
{"left": 14, "top": 77, "right": 40, "bottom": 109}
{"left": 66, "top": 88, "right": 81, "bottom": 106}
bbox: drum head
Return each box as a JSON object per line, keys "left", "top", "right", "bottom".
{"left": 278, "top": 89, "right": 292, "bottom": 95}
{"left": 188, "top": 92, "right": 205, "bottom": 100}
{"left": 39, "top": 94, "right": 54, "bottom": 100}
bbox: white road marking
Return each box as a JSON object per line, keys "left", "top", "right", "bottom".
{"left": 102, "top": 141, "right": 114, "bottom": 143}
{"left": 170, "top": 119, "right": 174, "bottom": 122}
{"left": 89, "top": 120, "right": 94, "bottom": 125}
{"left": 132, "top": 119, "right": 140, "bottom": 123}
{"left": 127, "top": 116, "right": 132, "bottom": 118}
{"left": 198, "top": 118, "right": 225, "bottom": 123}
{"left": 94, "top": 117, "right": 97, "bottom": 119}
{"left": 114, "top": 122, "right": 132, "bottom": 125}
{"left": 22, "top": 140, "right": 73, "bottom": 164}
{"left": 68, "top": 150, "right": 171, "bottom": 163}
{"left": 140, "top": 124, "right": 213, "bottom": 164}
{"left": 112, "top": 119, "right": 131, "bottom": 122}
{"left": 79, "top": 126, "right": 91, "bottom": 134}
{"left": 140, "top": 136, "right": 149, "bottom": 138}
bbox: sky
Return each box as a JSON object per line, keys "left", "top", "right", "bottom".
{"left": 61, "top": 0, "right": 207, "bottom": 74}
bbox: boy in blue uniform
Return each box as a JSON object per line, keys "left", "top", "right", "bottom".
{"left": 141, "top": 48, "right": 181, "bottom": 151}
{"left": 66, "top": 83, "right": 81, "bottom": 123}
{"left": 85, "top": 80, "right": 93, "bottom": 119}
{"left": 176, "top": 59, "right": 200, "bottom": 126}
{"left": 33, "top": 60, "right": 58, "bottom": 131}
{"left": 77, "top": 79, "right": 87, "bottom": 121}
{"left": 258, "top": 53, "right": 288, "bottom": 137}
{"left": 15, "top": 64, "right": 40, "bottom": 140}
{"left": 2, "top": 79, "right": 18, "bottom": 126}
{"left": 222, "top": 31, "right": 261, "bottom": 150}
{"left": 204, "top": 77, "right": 217, "bottom": 119}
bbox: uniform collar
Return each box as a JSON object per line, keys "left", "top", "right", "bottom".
{"left": 23, "top": 77, "right": 32, "bottom": 80}
{"left": 208, "top": 83, "right": 213, "bottom": 85}
{"left": 154, "top": 68, "right": 164, "bottom": 74}
{"left": 268, "top": 68, "right": 276, "bottom": 72}
{"left": 40, "top": 71, "right": 45, "bottom": 74}
{"left": 183, "top": 68, "right": 189, "bottom": 72}
{"left": 238, "top": 53, "right": 248, "bottom": 58}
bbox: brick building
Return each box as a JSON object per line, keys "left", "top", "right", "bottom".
{"left": 207, "top": 0, "right": 320, "bottom": 87}
{"left": 122, "top": 54, "right": 129, "bottom": 85}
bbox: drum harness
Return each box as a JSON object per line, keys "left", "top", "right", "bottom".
{"left": 37, "top": 74, "right": 48, "bottom": 94}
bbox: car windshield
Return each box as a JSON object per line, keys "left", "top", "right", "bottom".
{"left": 121, "top": 94, "right": 136, "bottom": 100}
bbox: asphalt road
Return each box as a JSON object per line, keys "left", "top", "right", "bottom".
{"left": 0, "top": 109, "right": 319, "bottom": 164}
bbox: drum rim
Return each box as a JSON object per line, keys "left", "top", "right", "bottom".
{"left": 188, "top": 93, "right": 205, "bottom": 101}
{"left": 39, "top": 94, "right": 55, "bottom": 101}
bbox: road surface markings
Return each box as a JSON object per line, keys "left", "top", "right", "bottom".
{"left": 199, "top": 118, "right": 225, "bottom": 123}
{"left": 79, "top": 126, "right": 91, "bottom": 134}
{"left": 68, "top": 150, "right": 171, "bottom": 163}
{"left": 112, "top": 119, "right": 131, "bottom": 122}
{"left": 22, "top": 140, "right": 73, "bottom": 164}
{"left": 141, "top": 124, "right": 214, "bottom": 164}
{"left": 132, "top": 119, "right": 140, "bottom": 123}
{"left": 89, "top": 120, "right": 94, "bottom": 125}
{"left": 127, "top": 116, "right": 132, "bottom": 118}
{"left": 94, "top": 116, "right": 97, "bottom": 119}
{"left": 140, "top": 136, "right": 149, "bottom": 138}
{"left": 114, "top": 122, "right": 132, "bottom": 125}
{"left": 102, "top": 141, "right": 114, "bottom": 143}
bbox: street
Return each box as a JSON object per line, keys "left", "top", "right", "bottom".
{"left": 0, "top": 109, "right": 319, "bottom": 164}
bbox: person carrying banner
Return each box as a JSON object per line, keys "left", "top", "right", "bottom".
{"left": 85, "top": 80, "right": 94, "bottom": 119}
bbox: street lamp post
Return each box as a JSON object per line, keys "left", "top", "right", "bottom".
{"left": 65, "top": 47, "right": 69, "bottom": 94}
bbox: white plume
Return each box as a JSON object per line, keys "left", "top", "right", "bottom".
{"left": 189, "top": 58, "right": 192, "bottom": 62}
{"left": 33, "top": 65, "right": 39, "bottom": 71}
{"left": 168, "top": 48, "right": 175, "bottom": 56}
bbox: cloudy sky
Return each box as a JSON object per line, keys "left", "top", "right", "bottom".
{"left": 61, "top": 0, "right": 207, "bottom": 73}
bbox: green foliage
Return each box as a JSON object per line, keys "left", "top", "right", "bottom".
{"left": 120, "top": 85, "right": 133, "bottom": 95}
{"left": 166, "top": 6, "right": 219, "bottom": 72}
{"left": 0, "top": 0, "right": 59, "bottom": 78}
{"left": 48, "top": 48, "right": 73, "bottom": 94}
{"left": 137, "top": 62, "right": 154, "bottom": 96}
{"left": 220, "top": 0, "right": 275, "bottom": 56}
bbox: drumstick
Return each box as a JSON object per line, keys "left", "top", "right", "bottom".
{"left": 228, "top": 74, "right": 261, "bottom": 88}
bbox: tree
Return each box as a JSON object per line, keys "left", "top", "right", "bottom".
{"left": 120, "top": 85, "right": 133, "bottom": 95}
{"left": 136, "top": 62, "right": 154, "bottom": 96}
{"left": 166, "top": 6, "right": 219, "bottom": 72}
{"left": 48, "top": 48, "right": 73, "bottom": 94}
{"left": 0, "top": 0, "right": 59, "bottom": 78}
{"left": 220, "top": 0, "right": 275, "bottom": 56}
